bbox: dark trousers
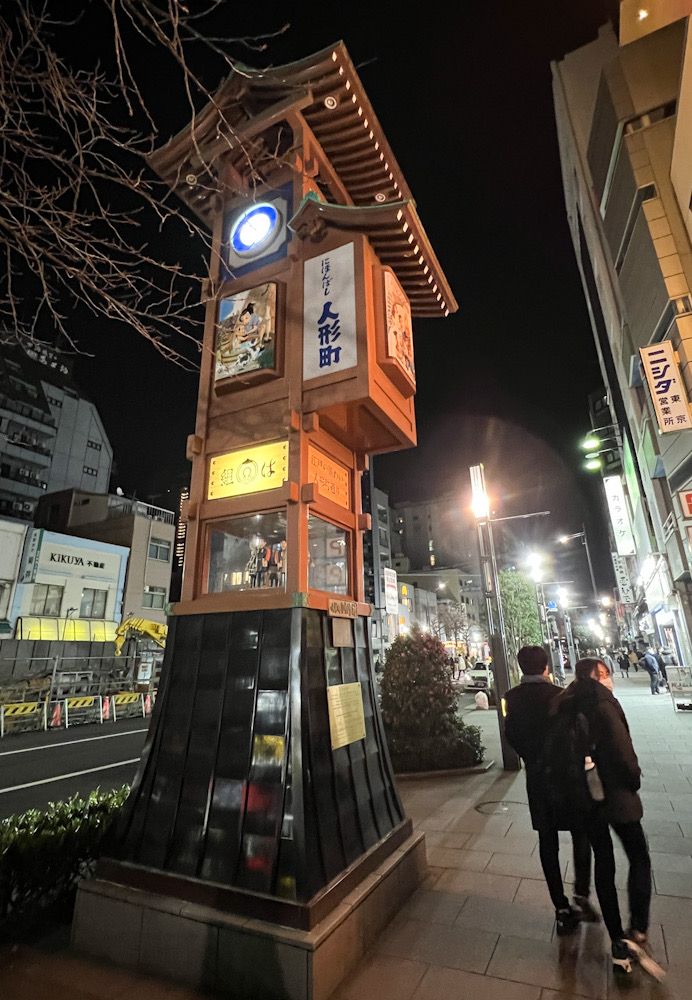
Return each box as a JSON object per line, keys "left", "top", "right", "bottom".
{"left": 538, "top": 828, "right": 590, "bottom": 909}
{"left": 646, "top": 668, "right": 660, "bottom": 694}
{"left": 586, "top": 817, "right": 652, "bottom": 940}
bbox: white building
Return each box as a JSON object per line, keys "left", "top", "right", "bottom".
{"left": 0, "top": 518, "right": 28, "bottom": 635}
{"left": 7, "top": 527, "right": 128, "bottom": 640}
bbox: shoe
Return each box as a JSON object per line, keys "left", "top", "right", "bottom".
{"left": 556, "top": 906, "right": 580, "bottom": 936}
{"left": 623, "top": 932, "right": 667, "bottom": 981}
{"left": 573, "top": 895, "right": 600, "bottom": 922}
{"left": 612, "top": 939, "right": 635, "bottom": 974}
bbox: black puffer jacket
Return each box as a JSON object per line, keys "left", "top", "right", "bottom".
{"left": 504, "top": 678, "right": 561, "bottom": 830}
{"left": 551, "top": 676, "right": 642, "bottom": 824}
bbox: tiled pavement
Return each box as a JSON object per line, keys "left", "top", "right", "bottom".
{"left": 1, "top": 671, "right": 690, "bottom": 998}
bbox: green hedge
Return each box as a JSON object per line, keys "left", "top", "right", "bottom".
{"left": 0, "top": 786, "right": 129, "bottom": 938}
{"left": 388, "top": 722, "right": 485, "bottom": 773}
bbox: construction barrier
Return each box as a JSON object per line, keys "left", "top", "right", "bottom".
{"left": 0, "top": 701, "right": 47, "bottom": 737}
{"left": 111, "top": 692, "right": 146, "bottom": 722}
{"left": 0, "top": 691, "right": 154, "bottom": 736}
{"left": 64, "top": 695, "right": 101, "bottom": 729}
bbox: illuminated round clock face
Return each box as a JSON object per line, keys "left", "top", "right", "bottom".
{"left": 230, "top": 203, "right": 280, "bottom": 255}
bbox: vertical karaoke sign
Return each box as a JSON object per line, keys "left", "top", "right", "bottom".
{"left": 640, "top": 342, "right": 692, "bottom": 433}
{"left": 303, "top": 242, "right": 357, "bottom": 380}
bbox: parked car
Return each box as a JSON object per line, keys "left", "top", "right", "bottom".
{"left": 465, "top": 662, "right": 493, "bottom": 690}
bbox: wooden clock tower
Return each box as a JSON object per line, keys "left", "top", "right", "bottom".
{"left": 74, "top": 43, "right": 456, "bottom": 999}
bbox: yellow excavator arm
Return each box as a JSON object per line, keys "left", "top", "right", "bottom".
{"left": 114, "top": 617, "right": 168, "bottom": 655}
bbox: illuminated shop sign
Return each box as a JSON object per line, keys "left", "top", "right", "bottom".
{"left": 208, "top": 441, "right": 288, "bottom": 501}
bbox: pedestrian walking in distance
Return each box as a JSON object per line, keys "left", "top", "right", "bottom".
{"left": 549, "top": 657, "right": 664, "bottom": 979}
{"left": 638, "top": 645, "right": 660, "bottom": 695}
{"left": 504, "top": 646, "right": 597, "bottom": 935}
{"left": 617, "top": 649, "right": 630, "bottom": 679}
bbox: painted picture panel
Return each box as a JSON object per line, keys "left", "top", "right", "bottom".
{"left": 384, "top": 270, "right": 415, "bottom": 387}
{"left": 215, "top": 282, "right": 277, "bottom": 382}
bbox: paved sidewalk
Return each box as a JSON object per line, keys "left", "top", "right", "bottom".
{"left": 1, "top": 671, "right": 690, "bottom": 998}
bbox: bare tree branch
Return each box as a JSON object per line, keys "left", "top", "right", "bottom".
{"left": 0, "top": 1, "right": 288, "bottom": 365}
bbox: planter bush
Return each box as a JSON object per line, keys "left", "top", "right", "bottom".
{"left": 381, "top": 628, "right": 485, "bottom": 773}
{"left": 0, "top": 785, "right": 129, "bottom": 938}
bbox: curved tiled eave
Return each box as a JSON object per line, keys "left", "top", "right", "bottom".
{"left": 289, "top": 196, "right": 455, "bottom": 316}
{"left": 147, "top": 42, "right": 456, "bottom": 314}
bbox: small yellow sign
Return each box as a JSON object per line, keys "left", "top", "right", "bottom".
{"left": 308, "top": 446, "right": 350, "bottom": 510}
{"left": 208, "top": 440, "right": 288, "bottom": 501}
{"left": 326, "top": 682, "right": 366, "bottom": 750}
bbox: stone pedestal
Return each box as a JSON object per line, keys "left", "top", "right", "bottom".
{"left": 73, "top": 830, "right": 426, "bottom": 1000}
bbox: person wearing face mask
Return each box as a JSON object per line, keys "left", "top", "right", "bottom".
{"left": 550, "top": 657, "right": 659, "bottom": 977}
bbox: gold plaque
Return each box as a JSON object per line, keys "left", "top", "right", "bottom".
{"left": 308, "top": 445, "right": 350, "bottom": 510}
{"left": 208, "top": 440, "right": 288, "bottom": 500}
{"left": 328, "top": 597, "right": 357, "bottom": 619}
{"left": 326, "top": 682, "right": 366, "bottom": 750}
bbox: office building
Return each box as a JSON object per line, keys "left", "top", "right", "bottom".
{"left": 35, "top": 489, "right": 175, "bottom": 625}
{"left": 553, "top": 1, "right": 692, "bottom": 660}
{"left": 0, "top": 345, "right": 112, "bottom": 521}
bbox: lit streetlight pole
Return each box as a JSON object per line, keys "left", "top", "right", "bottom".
{"left": 559, "top": 526, "right": 598, "bottom": 603}
{"left": 469, "top": 464, "right": 520, "bottom": 772}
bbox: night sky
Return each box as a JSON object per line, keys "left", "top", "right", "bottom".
{"left": 62, "top": 1, "right": 620, "bottom": 600}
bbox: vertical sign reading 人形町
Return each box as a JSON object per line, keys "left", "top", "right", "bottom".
{"left": 603, "top": 476, "right": 636, "bottom": 556}
{"left": 640, "top": 342, "right": 692, "bottom": 433}
{"left": 303, "top": 242, "right": 357, "bottom": 380}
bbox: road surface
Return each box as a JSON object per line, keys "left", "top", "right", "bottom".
{"left": 0, "top": 718, "right": 148, "bottom": 820}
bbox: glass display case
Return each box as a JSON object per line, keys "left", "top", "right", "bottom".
{"left": 307, "top": 513, "right": 350, "bottom": 595}
{"left": 207, "top": 510, "right": 286, "bottom": 593}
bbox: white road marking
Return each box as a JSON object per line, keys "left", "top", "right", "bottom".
{"left": 0, "top": 759, "right": 140, "bottom": 795}
{"left": 0, "top": 729, "right": 146, "bottom": 757}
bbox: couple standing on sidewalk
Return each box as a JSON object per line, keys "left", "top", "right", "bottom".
{"left": 504, "top": 646, "right": 663, "bottom": 979}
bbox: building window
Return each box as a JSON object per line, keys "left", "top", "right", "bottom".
{"left": 142, "top": 586, "right": 166, "bottom": 609}
{"left": 0, "top": 580, "right": 11, "bottom": 618}
{"left": 87, "top": 440, "right": 102, "bottom": 451}
{"left": 29, "top": 583, "right": 63, "bottom": 616}
{"left": 46, "top": 395, "right": 62, "bottom": 408}
{"left": 80, "top": 588, "right": 107, "bottom": 618}
{"left": 148, "top": 537, "right": 171, "bottom": 562}
{"left": 308, "top": 514, "right": 350, "bottom": 595}
{"left": 83, "top": 466, "right": 97, "bottom": 476}
{"left": 429, "top": 554, "right": 435, "bottom": 566}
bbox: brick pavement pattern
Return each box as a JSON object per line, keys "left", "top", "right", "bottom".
{"left": 1, "top": 672, "right": 690, "bottom": 998}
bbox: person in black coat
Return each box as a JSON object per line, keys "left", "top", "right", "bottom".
{"left": 551, "top": 657, "right": 655, "bottom": 973}
{"left": 504, "top": 646, "right": 595, "bottom": 935}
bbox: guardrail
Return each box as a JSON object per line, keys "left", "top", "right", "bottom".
{"left": 0, "top": 691, "right": 154, "bottom": 737}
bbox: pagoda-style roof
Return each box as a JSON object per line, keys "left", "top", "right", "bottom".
{"left": 147, "top": 42, "right": 457, "bottom": 317}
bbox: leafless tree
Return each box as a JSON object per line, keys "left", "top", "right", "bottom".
{"left": 430, "top": 602, "right": 470, "bottom": 648}
{"left": 0, "top": 1, "right": 287, "bottom": 365}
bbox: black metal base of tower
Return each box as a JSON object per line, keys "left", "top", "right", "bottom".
{"left": 97, "top": 607, "right": 407, "bottom": 930}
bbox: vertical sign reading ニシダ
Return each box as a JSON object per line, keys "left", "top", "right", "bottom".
{"left": 604, "top": 476, "right": 636, "bottom": 556}
{"left": 640, "top": 342, "right": 692, "bottom": 433}
{"left": 303, "top": 242, "right": 357, "bottom": 380}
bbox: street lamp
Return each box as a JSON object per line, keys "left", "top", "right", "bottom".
{"left": 558, "top": 527, "right": 598, "bottom": 602}
{"left": 469, "top": 464, "right": 520, "bottom": 772}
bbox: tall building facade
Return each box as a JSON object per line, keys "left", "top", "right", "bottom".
{"left": 391, "top": 496, "right": 478, "bottom": 574}
{"left": 553, "top": 2, "right": 692, "bottom": 661}
{"left": 0, "top": 346, "right": 112, "bottom": 520}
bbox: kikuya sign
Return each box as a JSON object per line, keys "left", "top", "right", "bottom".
{"left": 303, "top": 243, "right": 357, "bottom": 380}
{"left": 640, "top": 342, "right": 692, "bottom": 433}
{"left": 604, "top": 476, "right": 636, "bottom": 557}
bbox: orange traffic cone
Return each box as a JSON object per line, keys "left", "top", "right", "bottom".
{"left": 144, "top": 694, "right": 152, "bottom": 716}
{"left": 51, "top": 702, "right": 62, "bottom": 728}
{"left": 102, "top": 696, "right": 110, "bottom": 721}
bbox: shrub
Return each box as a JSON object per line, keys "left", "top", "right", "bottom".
{"left": 381, "top": 628, "right": 485, "bottom": 772}
{"left": 0, "top": 785, "right": 129, "bottom": 938}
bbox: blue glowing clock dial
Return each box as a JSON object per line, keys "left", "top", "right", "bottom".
{"left": 229, "top": 204, "right": 280, "bottom": 255}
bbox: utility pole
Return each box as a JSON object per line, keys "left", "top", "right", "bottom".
{"left": 470, "top": 464, "right": 520, "bottom": 772}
